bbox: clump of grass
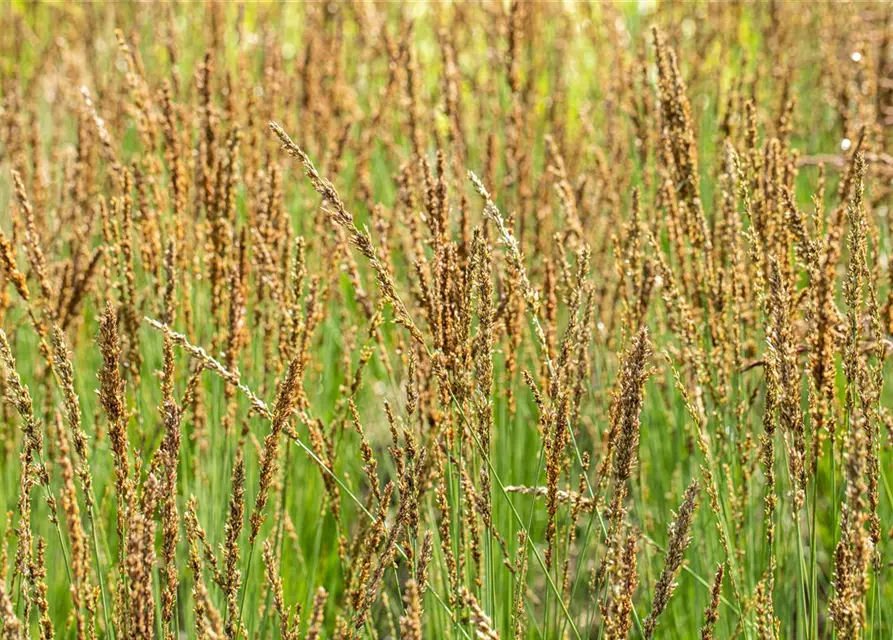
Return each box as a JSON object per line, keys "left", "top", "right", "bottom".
{"left": 1, "top": 2, "right": 892, "bottom": 639}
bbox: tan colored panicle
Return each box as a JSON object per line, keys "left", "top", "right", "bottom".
{"left": 349, "top": 400, "right": 382, "bottom": 506}
{"left": 13, "top": 446, "right": 35, "bottom": 630}
{"left": 0, "top": 330, "right": 41, "bottom": 454}
{"left": 50, "top": 326, "right": 95, "bottom": 506}
{"left": 223, "top": 452, "right": 245, "bottom": 639}
{"left": 512, "top": 530, "right": 529, "bottom": 640}
{"left": 461, "top": 587, "right": 500, "bottom": 640}
{"left": 31, "top": 538, "right": 54, "bottom": 640}
{"left": 125, "top": 471, "right": 162, "bottom": 639}
{"left": 0, "top": 229, "right": 30, "bottom": 303}
{"left": 398, "top": 578, "right": 423, "bottom": 640}
{"left": 159, "top": 243, "right": 181, "bottom": 639}
{"left": 55, "top": 414, "right": 91, "bottom": 638}
{"left": 146, "top": 316, "right": 272, "bottom": 420}
{"left": 270, "top": 121, "right": 425, "bottom": 346}
{"left": 765, "top": 260, "right": 806, "bottom": 512}
{"left": 761, "top": 359, "right": 780, "bottom": 552}
{"left": 652, "top": 28, "right": 706, "bottom": 242}
{"left": 114, "top": 170, "right": 143, "bottom": 384}
{"left": 305, "top": 587, "right": 328, "bottom": 640}
{"left": 700, "top": 563, "right": 725, "bottom": 640}
{"left": 249, "top": 353, "right": 303, "bottom": 543}
{"left": 97, "top": 302, "right": 132, "bottom": 542}
{"left": 11, "top": 169, "right": 52, "bottom": 305}
{"left": 608, "top": 327, "right": 652, "bottom": 531}
{"left": 602, "top": 532, "right": 638, "bottom": 640}
{"left": 262, "top": 540, "right": 300, "bottom": 640}
{"left": 754, "top": 570, "right": 779, "bottom": 640}
{"left": 643, "top": 480, "right": 700, "bottom": 638}
{"left": 434, "top": 449, "right": 458, "bottom": 607}
{"left": 185, "top": 499, "right": 225, "bottom": 639}
{"left": 0, "top": 581, "right": 22, "bottom": 639}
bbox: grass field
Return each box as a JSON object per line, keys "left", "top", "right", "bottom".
{"left": 1, "top": 1, "right": 892, "bottom": 638}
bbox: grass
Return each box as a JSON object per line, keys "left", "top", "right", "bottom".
{"left": 0, "top": 1, "right": 892, "bottom": 639}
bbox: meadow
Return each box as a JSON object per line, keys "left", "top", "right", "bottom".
{"left": 0, "top": 1, "right": 892, "bottom": 638}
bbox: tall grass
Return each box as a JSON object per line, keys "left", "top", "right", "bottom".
{"left": 0, "top": 2, "right": 892, "bottom": 638}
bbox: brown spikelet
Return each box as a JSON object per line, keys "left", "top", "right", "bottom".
{"left": 643, "top": 480, "right": 700, "bottom": 638}
{"left": 31, "top": 538, "right": 54, "bottom": 640}
{"left": 125, "top": 472, "right": 162, "bottom": 639}
{"left": 765, "top": 259, "right": 806, "bottom": 512}
{"left": 11, "top": 169, "right": 52, "bottom": 305}
{"left": 608, "top": 327, "right": 652, "bottom": 532}
{"left": 159, "top": 248, "right": 181, "bottom": 639}
{"left": 249, "top": 353, "right": 303, "bottom": 543}
{"left": 55, "top": 415, "right": 92, "bottom": 639}
{"left": 223, "top": 453, "right": 245, "bottom": 639}
{"left": 602, "top": 532, "right": 638, "bottom": 640}
{"left": 50, "top": 326, "right": 94, "bottom": 507}
{"left": 97, "top": 302, "right": 131, "bottom": 541}
{"left": 350, "top": 400, "right": 382, "bottom": 505}
{"left": 115, "top": 169, "right": 143, "bottom": 384}
{"left": 262, "top": 540, "right": 300, "bottom": 640}
{"left": 512, "top": 531, "right": 529, "bottom": 640}
{"left": 185, "top": 499, "right": 225, "bottom": 639}
{"left": 0, "top": 230, "right": 30, "bottom": 304}
{"left": 754, "top": 570, "right": 780, "bottom": 640}
{"left": 0, "top": 330, "right": 41, "bottom": 455}
{"left": 700, "top": 563, "right": 725, "bottom": 640}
